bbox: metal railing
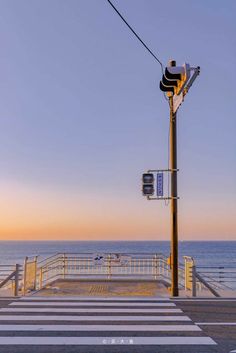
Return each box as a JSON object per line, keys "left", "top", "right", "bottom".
{"left": 183, "top": 256, "right": 236, "bottom": 297}
{"left": 0, "top": 264, "right": 22, "bottom": 296}
{"left": 34, "top": 253, "right": 172, "bottom": 290}
{"left": 23, "top": 256, "right": 38, "bottom": 295}
{"left": 21, "top": 252, "right": 236, "bottom": 297}
{"left": 195, "top": 265, "right": 236, "bottom": 293}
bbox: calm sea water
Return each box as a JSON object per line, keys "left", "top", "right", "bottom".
{"left": 0, "top": 241, "right": 236, "bottom": 267}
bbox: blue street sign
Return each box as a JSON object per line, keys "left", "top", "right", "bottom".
{"left": 157, "top": 173, "right": 163, "bottom": 197}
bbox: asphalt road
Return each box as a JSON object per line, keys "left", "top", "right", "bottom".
{"left": 174, "top": 298, "right": 236, "bottom": 353}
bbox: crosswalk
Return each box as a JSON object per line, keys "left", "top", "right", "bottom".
{"left": 0, "top": 296, "right": 217, "bottom": 352}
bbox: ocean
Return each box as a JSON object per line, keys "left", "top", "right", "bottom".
{"left": 0, "top": 240, "right": 236, "bottom": 267}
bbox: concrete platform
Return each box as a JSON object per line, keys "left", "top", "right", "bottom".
{"left": 32, "top": 279, "right": 170, "bottom": 297}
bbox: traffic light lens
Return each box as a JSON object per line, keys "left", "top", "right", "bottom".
{"left": 162, "top": 75, "right": 178, "bottom": 87}
{"left": 142, "top": 185, "right": 154, "bottom": 196}
{"left": 159, "top": 81, "right": 175, "bottom": 94}
{"left": 142, "top": 173, "right": 154, "bottom": 184}
{"left": 165, "top": 67, "right": 182, "bottom": 80}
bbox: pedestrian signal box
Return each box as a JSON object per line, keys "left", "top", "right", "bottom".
{"left": 142, "top": 173, "right": 154, "bottom": 196}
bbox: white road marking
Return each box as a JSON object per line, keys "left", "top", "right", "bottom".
{"left": 0, "top": 307, "right": 182, "bottom": 313}
{"left": 0, "top": 315, "right": 191, "bottom": 321}
{"left": 230, "top": 350, "right": 236, "bottom": 352}
{"left": 0, "top": 324, "right": 201, "bottom": 331}
{"left": 173, "top": 299, "right": 236, "bottom": 302}
{"left": 11, "top": 301, "right": 175, "bottom": 307}
{"left": 0, "top": 298, "right": 19, "bottom": 301}
{"left": 197, "top": 322, "right": 236, "bottom": 326}
{"left": 0, "top": 336, "right": 216, "bottom": 345}
{"left": 20, "top": 296, "right": 170, "bottom": 301}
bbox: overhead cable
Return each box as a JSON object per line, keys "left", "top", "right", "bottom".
{"left": 107, "top": 0, "right": 164, "bottom": 72}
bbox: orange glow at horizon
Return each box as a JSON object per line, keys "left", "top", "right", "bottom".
{"left": 0, "top": 180, "right": 235, "bottom": 241}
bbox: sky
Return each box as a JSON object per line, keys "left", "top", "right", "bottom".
{"left": 0, "top": 0, "right": 235, "bottom": 241}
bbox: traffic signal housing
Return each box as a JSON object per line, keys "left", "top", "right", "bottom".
{"left": 160, "top": 63, "right": 190, "bottom": 96}
{"left": 142, "top": 173, "right": 154, "bottom": 196}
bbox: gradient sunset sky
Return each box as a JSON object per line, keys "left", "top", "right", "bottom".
{"left": 0, "top": 0, "right": 235, "bottom": 241}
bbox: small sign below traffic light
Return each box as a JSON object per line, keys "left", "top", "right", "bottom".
{"left": 157, "top": 173, "right": 163, "bottom": 197}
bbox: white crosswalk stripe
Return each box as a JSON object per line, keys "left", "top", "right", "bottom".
{"left": 11, "top": 301, "right": 175, "bottom": 306}
{"left": 0, "top": 324, "right": 201, "bottom": 331}
{"left": 19, "top": 296, "right": 171, "bottom": 301}
{"left": 0, "top": 307, "right": 182, "bottom": 313}
{"left": 0, "top": 314, "right": 191, "bottom": 321}
{"left": 0, "top": 296, "right": 217, "bottom": 349}
{"left": 0, "top": 336, "right": 216, "bottom": 345}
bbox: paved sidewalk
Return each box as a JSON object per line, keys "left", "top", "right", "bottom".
{"left": 32, "top": 279, "right": 170, "bottom": 297}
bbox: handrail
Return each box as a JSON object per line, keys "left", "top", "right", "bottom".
{"left": 182, "top": 255, "right": 236, "bottom": 297}
{"left": 35, "top": 253, "right": 173, "bottom": 290}
{"left": 22, "top": 252, "right": 236, "bottom": 297}
{"left": 37, "top": 253, "right": 61, "bottom": 266}
{"left": 0, "top": 264, "right": 21, "bottom": 296}
{"left": 194, "top": 271, "right": 220, "bottom": 297}
{"left": 195, "top": 266, "right": 236, "bottom": 292}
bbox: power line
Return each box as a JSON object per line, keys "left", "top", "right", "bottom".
{"left": 106, "top": 0, "right": 164, "bottom": 71}
{"left": 107, "top": 0, "right": 170, "bottom": 200}
{"left": 106, "top": 0, "right": 169, "bottom": 103}
{"left": 107, "top": 0, "right": 170, "bottom": 173}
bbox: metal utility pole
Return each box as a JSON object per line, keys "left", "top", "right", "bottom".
{"left": 169, "top": 94, "right": 178, "bottom": 297}
{"left": 143, "top": 59, "right": 200, "bottom": 297}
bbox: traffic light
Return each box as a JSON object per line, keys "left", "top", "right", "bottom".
{"left": 142, "top": 173, "right": 154, "bottom": 196}
{"left": 160, "top": 63, "right": 190, "bottom": 96}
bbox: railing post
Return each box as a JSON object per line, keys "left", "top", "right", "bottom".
{"left": 34, "top": 256, "right": 38, "bottom": 290}
{"left": 107, "top": 254, "right": 111, "bottom": 280}
{"left": 184, "top": 256, "right": 192, "bottom": 291}
{"left": 192, "top": 265, "right": 196, "bottom": 297}
{"left": 23, "top": 257, "right": 28, "bottom": 296}
{"left": 63, "top": 253, "right": 66, "bottom": 279}
{"left": 154, "top": 254, "right": 158, "bottom": 280}
{"left": 14, "top": 264, "right": 19, "bottom": 296}
{"left": 166, "top": 257, "right": 169, "bottom": 278}
{"left": 167, "top": 255, "right": 171, "bottom": 279}
{"left": 39, "top": 267, "right": 43, "bottom": 289}
{"left": 183, "top": 256, "right": 197, "bottom": 296}
{"left": 184, "top": 257, "right": 188, "bottom": 290}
